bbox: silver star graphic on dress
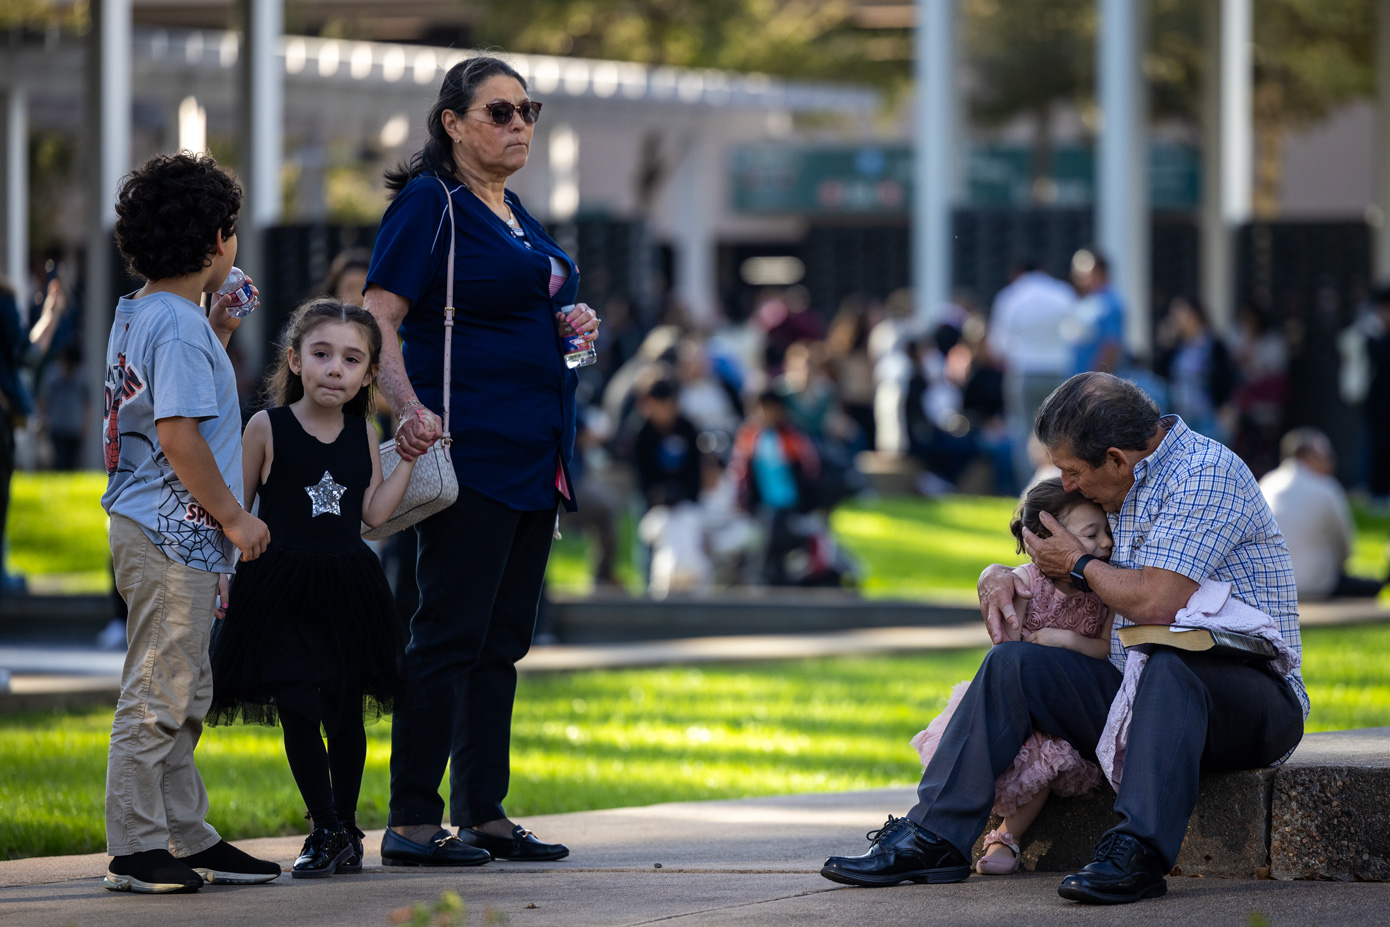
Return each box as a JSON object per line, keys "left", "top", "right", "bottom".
{"left": 305, "top": 470, "right": 347, "bottom": 517}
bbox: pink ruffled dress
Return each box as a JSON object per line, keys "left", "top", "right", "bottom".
{"left": 909, "top": 562, "right": 1108, "bottom": 817}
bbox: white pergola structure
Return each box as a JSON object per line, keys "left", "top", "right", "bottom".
{"left": 912, "top": 0, "right": 1390, "bottom": 352}
{"left": 0, "top": 2, "right": 877, "bottom": 459}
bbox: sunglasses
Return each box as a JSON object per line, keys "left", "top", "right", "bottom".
{"left": 470, "top": 101, "right": 543, "bottom": 126}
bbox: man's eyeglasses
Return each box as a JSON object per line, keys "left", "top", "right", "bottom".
{"left": 471, "top": 101, "right": 543, "bottom": 126}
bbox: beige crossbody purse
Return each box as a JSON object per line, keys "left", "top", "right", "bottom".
{"left": 361, "top": 177, "right": 461, "bottom": 540}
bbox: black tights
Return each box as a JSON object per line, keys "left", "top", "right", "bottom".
{"left": 280, "top": 701, "right": 367, "bottom": 831}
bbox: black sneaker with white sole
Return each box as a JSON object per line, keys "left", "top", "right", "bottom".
{"left": 104, "top": 849, "right": 204, "bottom": 894}
{"left": 180, "top": 839, "right": 282, "bottom": 884}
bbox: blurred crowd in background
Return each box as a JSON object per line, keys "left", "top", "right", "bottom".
{"left": 4, "top": 239, "right": 1390, "bottom": 605}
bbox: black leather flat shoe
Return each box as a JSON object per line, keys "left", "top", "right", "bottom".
{"left": 380, "top": 828, "right": 491, "bottom": 867}
{"left": 292, "top": 827, "right": 353, "bottom": 879}
{"left": 337, "top": 823, "right": 366, "bottom": 874}
{"left": 820, "top": 815, "right": 971, "bottom": 887}
{"left": 1057, "top": 832, "right": 1167, "bottom": 904}
{"left": 458, "top": 825, "right": 569, "bottom": 861}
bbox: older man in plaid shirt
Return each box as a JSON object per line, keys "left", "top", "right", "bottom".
{"left": 821, "top": 373, "right": 1306, "bottom": 904}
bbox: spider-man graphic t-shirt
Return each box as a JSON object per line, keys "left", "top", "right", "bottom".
{"left": 101, "top": 290, "right": 243, "bottom": 573}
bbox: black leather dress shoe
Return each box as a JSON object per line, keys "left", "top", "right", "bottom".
{"left": 292, "top": 828, "right": 353, "bottom": 879}
{"left": 337, "top": 824, "right": 366, "bottom": 874}
{"left": 820, "top": 815, "right": 971, "bottom": 887}
{"left": 380, "top": 828, "right": 491, "bottom": 867}
{"left": 1057, "top": 832, "right": 1167, "bottom": 904}
{"left": 458, "top": 825, "right": 569, "bottom": 861}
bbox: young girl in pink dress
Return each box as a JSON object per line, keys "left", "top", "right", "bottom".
{"left": 910, "top": 477, "right": 1115, "bottom": 874}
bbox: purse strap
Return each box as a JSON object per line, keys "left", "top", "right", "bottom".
{"left": 435, "top": 176, "right": 455, "bottom": 461}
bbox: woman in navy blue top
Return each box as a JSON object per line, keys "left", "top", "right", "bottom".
{"left": 364, "top": 55, "right": 598, "bottom": 867}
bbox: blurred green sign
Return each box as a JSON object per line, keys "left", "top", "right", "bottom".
{"left": 729, "top": 143, "right": 1200, "bottom": 214}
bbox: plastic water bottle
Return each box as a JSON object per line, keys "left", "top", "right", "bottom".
{"left": 216, "top": 266, "right": 259, "bottom": 318}
{"left": 559, "top": 305, "right": 597, "bottom": 369}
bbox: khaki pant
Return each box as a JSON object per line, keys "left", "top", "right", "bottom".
{"left": 105, "top": 514, "right": 222, "bottom": 857}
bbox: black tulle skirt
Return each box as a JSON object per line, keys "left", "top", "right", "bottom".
{"left": 207, "top": 544, "right": 403, "bottom": 734}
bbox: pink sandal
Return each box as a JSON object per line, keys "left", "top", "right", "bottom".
{"left": 976, "top": 829, "right": 1021, "bottom": 874}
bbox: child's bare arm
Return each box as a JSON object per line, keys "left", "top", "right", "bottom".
{"left": 1024, "top": 626, "right": 1110, "bottom": 658}
{"left": 158, "top": 416, "right": 269, "bottom": 560}
{"left": 240, "top": 411, "right": 271, "bottom": 513}
{"left": 1026, "top": 606, "right": 1114, "bottom": 659}
{"left": 360, "top": 427, "right": 417, "bottom": 528}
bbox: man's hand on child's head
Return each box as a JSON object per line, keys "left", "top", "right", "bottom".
{"left": 225, "top": 511, "right": 270, "bottom": 562}
{"left": 1022, "top": 511, "right": 1083, "bottom": 581}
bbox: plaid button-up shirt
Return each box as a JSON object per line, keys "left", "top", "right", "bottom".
{"left": 1105, "top": 416, "right": 1310, "bottom": 718}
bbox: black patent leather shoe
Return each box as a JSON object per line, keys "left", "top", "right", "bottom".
{"left": 1057, "top": 832, "right": 1168, "bottom": 904}
{"left": 380, "top": 828, "right": 491, "bottom": 867}
{"left": 292, "top": 828, "right": 353, "bottom": 879}
{"left": 820, "top": 815, "right": 971, "bottom": 887}
{"left": 458, "top": 825, "right": 569, "bottom": 861}
{"left": 337, "top": 823, "right": 366, "bottom": 874}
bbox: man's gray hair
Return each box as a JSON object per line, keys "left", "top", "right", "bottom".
{"left": 1034, "top": 372, "right": 1161, "bottom": 467}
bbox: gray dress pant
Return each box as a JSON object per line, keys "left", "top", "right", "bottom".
{"left": 908, "top": 641, "right": 1304, "bottom": 868}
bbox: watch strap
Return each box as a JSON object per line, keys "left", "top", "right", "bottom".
{"left": 1069, "top": 554, "right": 1098, "bottom": 593}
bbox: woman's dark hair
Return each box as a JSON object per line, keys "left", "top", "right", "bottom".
{"left": 265, "top": 298, "right": 384, "bottom": 418}
{"left": 1009, "top": 477, "right": 1093, "bottom": 555}
{"left": 1034, "top": 372, "right": 1161, "bottom": 468}
{"left": 384, "top": 55, "right": 528, "bottom": 196}
{"left": 114, "top": 153, "right": 241, "bottom": 282}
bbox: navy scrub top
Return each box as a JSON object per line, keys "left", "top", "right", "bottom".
{"left": 366, "top": 172, "right": 580, "bottom": 513}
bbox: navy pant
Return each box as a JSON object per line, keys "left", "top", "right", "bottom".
{"left": 908, "top": 642, "right": 1304, "bottom": 868}
{"left": 388, "top": 486, "right": 554, "bottom": 827}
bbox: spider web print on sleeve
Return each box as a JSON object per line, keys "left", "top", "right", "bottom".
{"left": 154, "top": 482, "right": 228, "bottom": 571}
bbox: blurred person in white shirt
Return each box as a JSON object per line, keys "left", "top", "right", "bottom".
{"left": 987, "top": 260, "right": 1077, "bottom": 485}
{"left": 1259, "top": 428, "right": 1384, "bottom": 601}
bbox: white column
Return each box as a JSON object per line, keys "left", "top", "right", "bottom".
{"left": 1376, "top": 0, "right": 1390, "bottom": 281}
{"left": 1221, "top": 0, "right": 1253, "bottom": 226}
{"left": 548, "top": 123, "right": 580, "bottom": 222}
{"left": 1200, "top": 0, "right": 1256, "bottom": 333}
{"left": 1096, "top": 0, "right": 1149, "bottom": 358}
{"left": 671, "top": 121, "right": 718, "bottom": 327}
{"left": 913, "top": 0, "right": 955, "bottom": 323}
{"left": 2, "top": 83, "right": 27, "bottom": 288}
{"left": 238, "top": 0, "right": 284, "bottom": 368}
{"left": 85, "top": 0, "right": 133, "bottom": 468}
{"left": 1200, "top": 0, "right": 1252, "bottom": 334}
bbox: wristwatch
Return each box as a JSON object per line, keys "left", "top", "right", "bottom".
{"left": 1069, "top": 554, "right": 1098, "bottom": 593}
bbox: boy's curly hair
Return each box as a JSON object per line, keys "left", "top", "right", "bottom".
{"left": 114, "top": 152, "right": 241, "bottom": 282}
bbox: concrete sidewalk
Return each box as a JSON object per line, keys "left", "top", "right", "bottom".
{"left": 1, "top": 789, "right": 1382, "bottom": 927}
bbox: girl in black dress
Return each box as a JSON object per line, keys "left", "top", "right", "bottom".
{"left": 209, "top": 299, "right": 421, "bottom": 878}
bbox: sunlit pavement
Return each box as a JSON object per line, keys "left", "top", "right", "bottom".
{"left": 1, "top": 788, "right": 1382, "bottom": 927}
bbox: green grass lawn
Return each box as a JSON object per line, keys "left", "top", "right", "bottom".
{"left": 13, "top": 475, "right": 1390, "bottom": 597}
{"left": 3, "top": 623, "right": 1389, "bottom": 861}
{"left": 22, "top": 472, "right": 1383, "bottom": 599}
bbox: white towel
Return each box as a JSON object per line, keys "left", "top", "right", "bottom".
{"left": 1096, "top": 580, "right": 1299, "bottom": 788}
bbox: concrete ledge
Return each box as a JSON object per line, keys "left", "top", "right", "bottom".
{"left": 1271, "top": 727, "right": 1390, "bottom": 881}
{"left": 973, "top": 769, "right": 1274, "bottom": 879}
{"left": 548, "top": 590, "right": 980, "bottom": 643}
{"left": 975, "top": 728, "right": 1390, "bottom": 881}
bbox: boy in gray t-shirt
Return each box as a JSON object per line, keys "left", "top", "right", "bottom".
{"left": 100, "top": 153, "right": 279, "bottom": 894}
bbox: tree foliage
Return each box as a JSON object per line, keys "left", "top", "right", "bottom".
{"left": 471, "top": 0, "right": 910, "bottom": 88}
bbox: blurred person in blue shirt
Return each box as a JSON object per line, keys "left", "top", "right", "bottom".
{"left": 1066, "top": 249, "right": 1126, "bottom": 375}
